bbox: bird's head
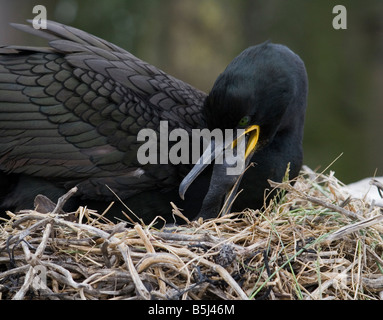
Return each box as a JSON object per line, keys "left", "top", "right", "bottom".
{"left": 179, "top": 41, "right": 308, "bottom": 219}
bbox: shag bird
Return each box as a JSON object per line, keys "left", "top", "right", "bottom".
{"left": 0, "top": 20, "right": 308, "bottom": 223}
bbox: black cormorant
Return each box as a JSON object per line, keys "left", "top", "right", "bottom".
{"left": 0, "top": 21, "right": 308, "bottom": 223}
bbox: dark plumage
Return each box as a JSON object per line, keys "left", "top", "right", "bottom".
{"left": 0, "top": 21, "right": 308, "bottom": 223}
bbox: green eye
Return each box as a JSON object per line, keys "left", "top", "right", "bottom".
{"left": 238, "top": 115, "right": 251, "bottom": 127}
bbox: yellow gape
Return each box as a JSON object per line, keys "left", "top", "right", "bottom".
{"left": 232, "top": 125, "right": 260, "bottom": 159}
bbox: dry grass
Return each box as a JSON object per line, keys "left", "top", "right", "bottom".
{"left": 1, "top": 166, "right": 383, "bottom": 300}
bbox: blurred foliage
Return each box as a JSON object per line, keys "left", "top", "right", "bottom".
{"left": 1, "top": 0, "right": 382, "bottom": 183}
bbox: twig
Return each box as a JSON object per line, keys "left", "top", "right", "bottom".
{"left": 322, "top": 214, "right": 383, "bottom": 244}
{"left": 268, "top": 180, "right": 360, "bottom": 220}
{"left": 12, "top": 266, "right": 35, "bottom": 300}
{"left": 135, "top": 224, "right": 167, "bottom": 293}
{"left": 158, "top": 245, "right": 249, "bottom": 300}
{"left": 118, "top": 243, "right": 151, "bottom": 300}
{"left": 52, "top": 187, "right": 78, "bottom": 215}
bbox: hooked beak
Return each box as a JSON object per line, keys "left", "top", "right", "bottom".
{"left": 179, "top": 125, "right": 260, "bottom": 208}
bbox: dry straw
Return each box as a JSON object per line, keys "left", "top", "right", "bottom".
{"left": 1, "top": 166, "right": 383, "bottom": 300}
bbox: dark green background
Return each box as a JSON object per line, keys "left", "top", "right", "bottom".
{"left": 1, "top": 0, "right": 382, "bottom": 184}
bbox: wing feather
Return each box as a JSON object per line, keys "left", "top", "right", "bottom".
{"left": 0, "top": 20, "right": 207, "bottom": 199}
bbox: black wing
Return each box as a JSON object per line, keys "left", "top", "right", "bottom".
{"left": 0, "top": 20, "right": 206, "bottom": 200}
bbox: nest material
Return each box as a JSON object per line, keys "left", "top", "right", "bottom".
{"left": 1, "top": 167, "right": 383, "bottom": 300}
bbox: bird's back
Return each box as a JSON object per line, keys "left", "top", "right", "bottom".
{"left": 0, "top": 21, "right": 206, "bottom": 215}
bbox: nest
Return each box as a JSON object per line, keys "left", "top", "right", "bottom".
{"left": 1, "top": 166, "right": 383, "bottom": 300}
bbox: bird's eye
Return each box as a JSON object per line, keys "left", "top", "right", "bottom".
{"left": 238, "top": 115, "right": 251, "bottom": 127}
